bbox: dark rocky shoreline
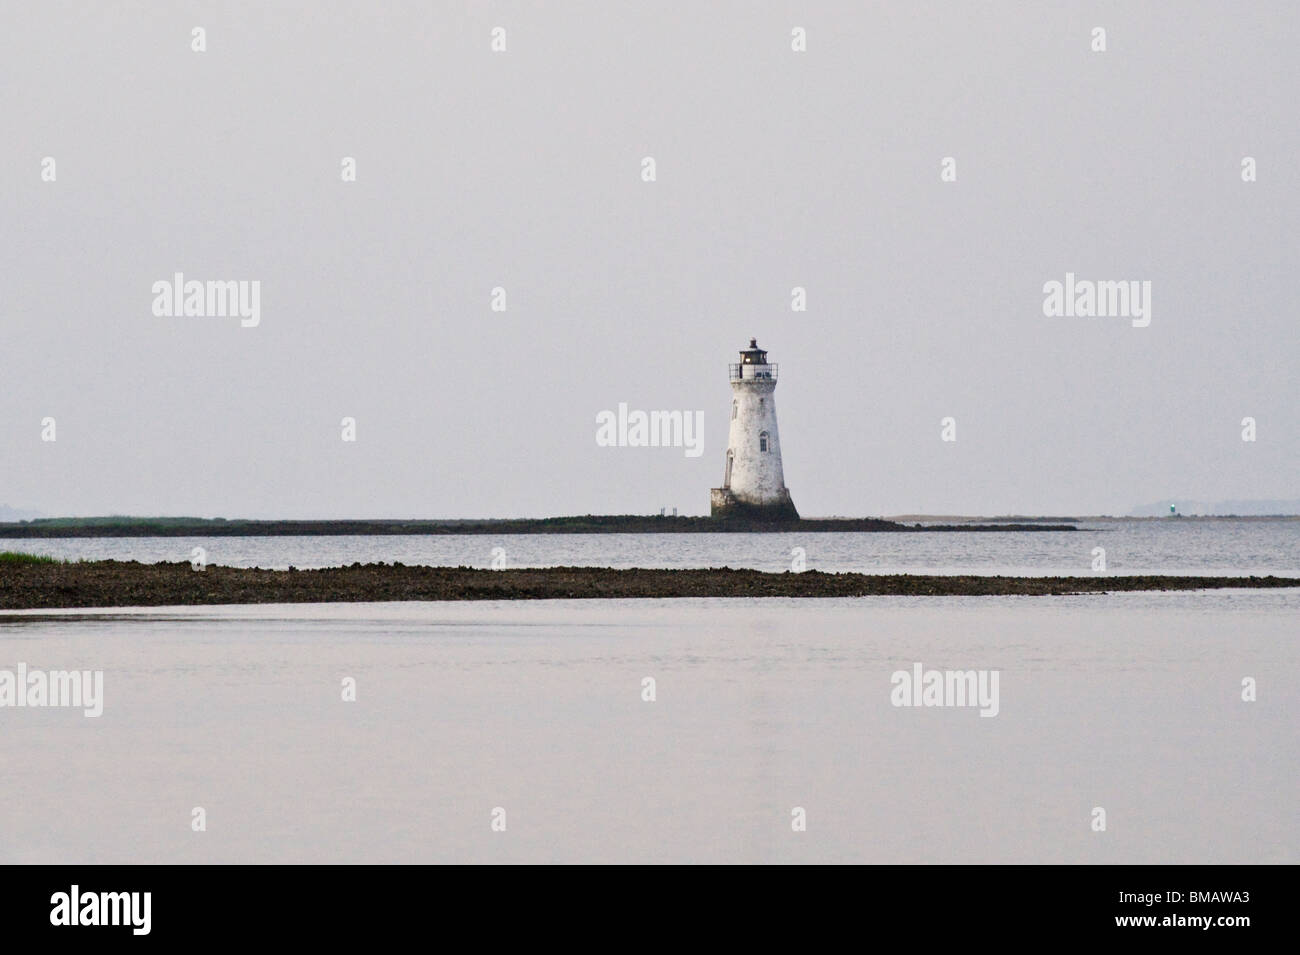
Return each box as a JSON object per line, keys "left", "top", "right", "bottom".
{"left": 1, "top": 560, "right": 1295, "bottom": 610}
{"left": 0, "top": 515, "right": 1076, "bottom": 537}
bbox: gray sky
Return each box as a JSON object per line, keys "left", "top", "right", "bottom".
{"left": 2, "top": 1, "right": 1296, "bottom": 518}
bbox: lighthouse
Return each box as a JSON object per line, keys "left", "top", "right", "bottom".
{"left": 710, "top": 338, "right": 799, "bottom": 520}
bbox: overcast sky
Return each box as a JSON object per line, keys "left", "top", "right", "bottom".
{"left": 2, "top": 1, "right": 1296, "bottom": 518}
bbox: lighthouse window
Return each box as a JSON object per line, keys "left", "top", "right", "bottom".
{"left": 759, "top": 431, "right": 770, "bottom": 452}
{"left": 731, "top": 401, "right": 737, "bottom": 421}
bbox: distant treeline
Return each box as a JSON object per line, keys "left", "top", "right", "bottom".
{"left": 0, "top": 515, "right": 1078, "bottom": 537}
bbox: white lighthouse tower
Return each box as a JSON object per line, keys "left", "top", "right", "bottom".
{"left": 710, "top": 338, "right": 799, "bottom": 520}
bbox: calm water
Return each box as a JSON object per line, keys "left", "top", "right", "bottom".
{"left": 1, "top": 592, "right": 1296, "bottom": 864}
{"left": 4, "top": 518, "right": 1298, "bottom": 575}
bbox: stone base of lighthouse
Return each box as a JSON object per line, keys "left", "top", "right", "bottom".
{"left": 710, "top": 488, "right": 800, "bottom": 522}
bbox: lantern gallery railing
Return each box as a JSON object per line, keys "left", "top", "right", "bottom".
{"left": 729, "top": 363, "right": 778, "bottom": 381}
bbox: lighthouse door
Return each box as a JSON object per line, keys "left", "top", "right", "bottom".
{"left": 723, "top": 450, "right": 734, "bottom": 488}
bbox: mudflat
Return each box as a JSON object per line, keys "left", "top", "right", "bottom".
{"left": 1, "top": 560, "right": 1296, "bottom": 610}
